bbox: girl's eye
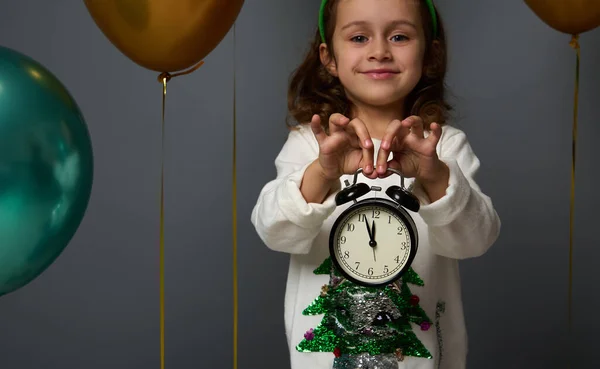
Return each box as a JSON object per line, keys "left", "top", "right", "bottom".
{"left": 350, "top": 35, "right": 368, "bottom": 43}
{"left": 391, "top": 35, "right": 408, "bottom": 42}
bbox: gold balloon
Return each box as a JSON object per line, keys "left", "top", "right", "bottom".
{"left": 84, "top": 0, "right": 245, "bottom": 73}
{"left": 524, "top": 0, "right": 600, "bottom": 35}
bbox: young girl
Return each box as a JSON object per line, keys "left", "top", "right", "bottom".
{"left": 251, "top": 0, "right": 500, "bottom": 368}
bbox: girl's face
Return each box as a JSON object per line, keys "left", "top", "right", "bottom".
{"left": 321, "top": 0, "right": 427, "bottom": 112}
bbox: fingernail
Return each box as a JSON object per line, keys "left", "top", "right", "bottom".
{"left": 365, "top": 139, "right": 372, "bottom": 147}
{"left": 365, "top": 165, "right": 372, "bottom": 173}
{"left": 377, "top": 165, "right": 385, "bottom": 173}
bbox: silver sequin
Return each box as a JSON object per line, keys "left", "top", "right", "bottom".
{"left": 334, "top": 353, "right": 398, "bottom": 369}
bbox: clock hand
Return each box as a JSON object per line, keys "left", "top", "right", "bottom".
{"left": 371, "top": 220, "right": 377, "bottom": 261}
{"left": 365, "top": 220, "right": 373, "bottom": 241}
{"left": 372, "top": 221, "right": 376, "bottom": 242}
{"left": 366, "top": 220, "right": 377, "bottom": 247}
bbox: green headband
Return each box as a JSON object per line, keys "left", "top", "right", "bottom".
{"left": 318, "top": 0, "right": 439, "bottom": 42}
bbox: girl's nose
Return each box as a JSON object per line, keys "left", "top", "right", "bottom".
{"left": 368, "top": 38, "right": 392, "bottom": 61}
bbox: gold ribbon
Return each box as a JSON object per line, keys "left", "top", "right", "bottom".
{"left": 155, "top": 23, "right": 239, "bottom": 369}
{"left": 157, "top": 59, "right": 205, "bottom": 369}
{"left": 567, "top": 33, "right": 580, "bottom": 359}
{"left": 232, "top": 22, "right": 239, "bottom": 369}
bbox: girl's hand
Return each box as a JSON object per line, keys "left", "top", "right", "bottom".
{"left": 310, "top": 113, "right": 378, "bottom": 181}
{"left": 375, "top": 116, "right": 448, "bottom": 186}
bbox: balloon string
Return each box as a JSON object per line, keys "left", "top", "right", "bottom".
{"left": 232, "top": 22, "right": 239, "bottom": 369}
{"left": 160, "top": 75, "right": 167, "bottom": 369}
{"left": 568, "top": 33, "right": 579, "bottom": 365}
{"left": 157, "top": 61, "right": 204, "bottom": 369}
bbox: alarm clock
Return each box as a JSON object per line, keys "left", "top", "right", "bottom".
{"left": 329, "top": 168, "right": 420, "bottom": 287}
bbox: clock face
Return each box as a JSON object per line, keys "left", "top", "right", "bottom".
{"left": 330, "top": 200, "right": 417, "bottom": 286}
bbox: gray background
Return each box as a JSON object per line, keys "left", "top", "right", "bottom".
{"left": 0, "top": 0, "right": 598, "bottom": 368}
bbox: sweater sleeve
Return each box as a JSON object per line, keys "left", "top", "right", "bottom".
{"left": 251, "top": 125, "right": 338, "bottom": 254}
{"left": 411, "top": 127, "right": 501, "bottom": 259}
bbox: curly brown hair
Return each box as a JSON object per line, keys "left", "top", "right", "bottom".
{"left": 287, "top": 0, "right": 451, "bottom": 131}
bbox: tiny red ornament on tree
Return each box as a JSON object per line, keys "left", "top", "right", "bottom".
{"left": 395, "top": 348, "right": 404, "bottom": 361}
{"left": 334, "top": 347, "right": 342, "bottom": 358}
{"left": 409, "top": 295, "right": 420, "bottom": 306}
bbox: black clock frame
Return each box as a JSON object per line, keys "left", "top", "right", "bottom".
{"left": 328, "top": 197, "right": 419, "bottom": 288}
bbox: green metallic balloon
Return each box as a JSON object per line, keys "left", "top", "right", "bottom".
{"left": 0, "top": 46, "right": 93, "bottom": 297}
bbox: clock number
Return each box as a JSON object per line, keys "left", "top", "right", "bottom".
{"left": 383, "top": 265, "right": 389, "bottom": 273}
{"left": 368, "top": 267, "right": 374, "bottom": 276}
{"left": 344, "top": 251, "right": 350, "bottom": 259}
{"left": 397, "top": 226, "right": 403, "bottom": 235}
{"left": 346, "top": 223, "right": 355, "bottom": 232}
{"left": 395, "top": 255, "right": 400, "bottom": 264}
{"left": 358, "top": 214, "right": 367, "bottom": 222}
{"left": 355, "top": 262, "right": 360, "bottom": 270}
{"left": 401, "top": 242, "right": 407, "bottom": 250}
{"left": 372, "top": 210, "right": 380, "bottom": 219}
{"left": 341, "top": 236, "right": 347, "bottom": 244}
{"left": 388, "top": 215, "right": 392, "bottom": 224}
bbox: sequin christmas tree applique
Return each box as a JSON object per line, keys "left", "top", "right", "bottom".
{"left": 297, "top": 257, "right": 433, "bottom": 369}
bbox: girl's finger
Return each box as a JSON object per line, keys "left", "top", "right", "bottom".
{"left": 427, "top": 122, "right": 442, "bottom": 146}
{"left": 328, "top": 113, "right": 350, "bottom": 134}
{"left": 310, "top": 114, "right": 327, "bottom": 146}
{"left": 347, "top": 118, "right": 375, "bottom": 175}
{"left": 378, "top": 119, "right": 405, "bottom": 174}
{"left": 381, "top": 119, "right": 408, "bottom": 151}
{"left": 405, "top": 115, "right": 424, "bottom": 138}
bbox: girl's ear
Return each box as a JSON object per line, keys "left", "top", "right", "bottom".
{"left": 319, "top": 43, "right": 338, "bottom": 77}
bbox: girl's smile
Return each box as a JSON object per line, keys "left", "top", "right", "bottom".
{"left": 361, "top": 68, "right": 400, "bottom": 80}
